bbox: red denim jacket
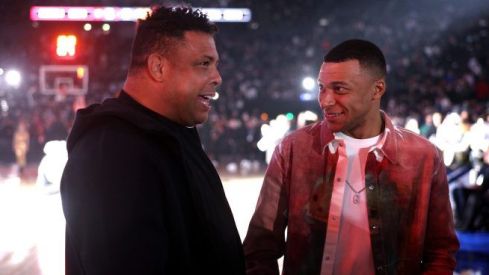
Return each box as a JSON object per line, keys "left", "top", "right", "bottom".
{"left": 244, "top": 112, "right": 459, "bottom": 275}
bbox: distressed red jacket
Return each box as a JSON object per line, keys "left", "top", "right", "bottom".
{"left": 244, "top": 112, "right": 459, "bottom": 275}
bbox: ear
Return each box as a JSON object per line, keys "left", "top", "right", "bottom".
{"left": 147, "top": 53, "right": 166, "bottom": 81}
{"left": 372, "top": 79, "right": 386, "bottom": 100}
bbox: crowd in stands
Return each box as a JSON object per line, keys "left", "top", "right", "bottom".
{"left": 1, "top": 1, "right": 489, "bottom": 228}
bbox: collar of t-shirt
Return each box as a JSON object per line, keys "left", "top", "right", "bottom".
{"left": 328, "top": 131, "right": 386, "bottom": 162}
{"left": 335, "top": 132, "right": 379, "bottom": 156}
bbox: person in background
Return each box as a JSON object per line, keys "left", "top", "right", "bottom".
{"left": 12, "top": 119, "right": 30, "bottom": 177}
{"left": 36, "top": 140, "right": 67, "bottom": 194}
{"left": 244, "top": 39, "right": 459, "bottom": 274}
{"left": 61, "top": 5, "right": 245, "bottom": 275}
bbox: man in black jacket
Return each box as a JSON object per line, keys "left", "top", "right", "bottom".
{"left": 61, "top": 5, "right": 245, "bottom": 274}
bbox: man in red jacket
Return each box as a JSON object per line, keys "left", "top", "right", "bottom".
{"left": 244, "top": 39, "right": 459, "bottom": 275}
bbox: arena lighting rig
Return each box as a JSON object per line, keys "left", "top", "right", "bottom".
{"left": 30, "top": 6, "right": 252, "bottom": 22}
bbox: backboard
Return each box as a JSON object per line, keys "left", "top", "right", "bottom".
{"left": 39, "top": 65, "right": 88, "bottom": 95}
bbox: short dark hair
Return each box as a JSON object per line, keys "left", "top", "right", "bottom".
{"left": 324, "top": 39, "right": 387, "bottom": 78}
{"left": 128, "top": 5, "right": 218, "bottom": 72}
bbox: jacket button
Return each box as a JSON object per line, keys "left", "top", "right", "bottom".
{"left": 368, "top": 185, "right": 374, "bottom": 190}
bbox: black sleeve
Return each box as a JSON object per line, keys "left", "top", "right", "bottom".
{"left": 61, "top": 122, "right": 170, "bottom": 275}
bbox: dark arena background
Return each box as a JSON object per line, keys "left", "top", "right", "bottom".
{"left": 1, "top": 0, "right": 489, "bottom": 274}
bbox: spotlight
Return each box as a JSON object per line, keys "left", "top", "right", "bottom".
{"left": 102, "top": 23, "right": 110, "bottom": 32}
{"left": 302, "top": 76, "right": 316, "bottom": 91}
{"left": 83, "top": 23, "right": 92, "bottom": 31}
{"left": 5, "top": 70, "right": 22, "bottom": 87}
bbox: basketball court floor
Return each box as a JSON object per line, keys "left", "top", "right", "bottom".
{"left": 0, "top": 166, "right": 486, "bottom": 275}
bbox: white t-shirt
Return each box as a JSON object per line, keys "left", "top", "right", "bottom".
{"left": 321, "top": 132, "right": 381, "bottom": 275}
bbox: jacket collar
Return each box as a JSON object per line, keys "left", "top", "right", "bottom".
{"left": 319, "top": 110, "right": 399, "bottom": 164}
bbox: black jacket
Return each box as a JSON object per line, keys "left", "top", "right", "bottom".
{"left": 61, "top": 91, "right": 245, "bottom": 275}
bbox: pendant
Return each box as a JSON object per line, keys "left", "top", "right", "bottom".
{"left": 353, "top": 194, "right": 360, "bottom": 204}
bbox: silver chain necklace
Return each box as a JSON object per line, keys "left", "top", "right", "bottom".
{"left": 345, "top": 180, "right": 367, "bottom": 204}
